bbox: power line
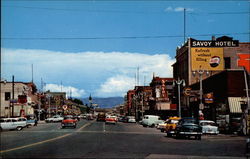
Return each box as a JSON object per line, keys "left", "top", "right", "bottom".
{"left": 3, "top": 5, "right": 250, "bottom": 15}
{"left": 2, "top": 32, "right": 249, "bottom": 40}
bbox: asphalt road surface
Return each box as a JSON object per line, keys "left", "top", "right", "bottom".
{"left": 0, "top": 119, "right": 247, "bottom": 158}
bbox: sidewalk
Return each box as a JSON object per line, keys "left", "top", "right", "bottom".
{"left": 38, "top": 120, "right": 46, "bottom": 124}
{"left": 146, "top": 154, "right": 246, "bottom": 159}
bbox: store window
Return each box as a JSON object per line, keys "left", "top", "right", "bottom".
{"left": 224, "top": 57, "right": 231, "bottom": 69}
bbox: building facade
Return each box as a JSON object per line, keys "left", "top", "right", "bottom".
{"left": 0, "top": 80, "right": 38, "bottom": 118}
{"left": 172, "top": 36, "right": 250, "bottom": 133}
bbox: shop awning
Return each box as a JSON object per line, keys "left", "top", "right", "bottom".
{"left": 228, "top": 97, "right": 243, "bottom": 113}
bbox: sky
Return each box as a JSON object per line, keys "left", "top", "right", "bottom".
{"left": 1, "top": 0, "right": 249, "bottom": 98}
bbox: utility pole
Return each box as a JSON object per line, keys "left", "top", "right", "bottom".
{"left": 137, "top": 67, "right": 140, "bottom": 86}
{"left": 31, "top": 64, "right": 34, "bottom": 83}
{"left": 61, "top": 81, "right": 63, "bottom": 92}
{"left": 184, "top": 8, "right": 186, "bottom": 43}
{"left": 11, "top": 75, "right": 15, "bottom": 117}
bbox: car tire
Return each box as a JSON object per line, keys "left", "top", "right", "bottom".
{"left": 167, "top": 133, "right": 172, "bottom": 137}
{"left": 196, "top": 135, "right": 201, "bottom": 140}
{"left": 61, "top": 126, "right": 64, "bottom": 129}
{"left": 175, "top": 133, "right": 180, "bottom": 139}
{"left": 161, "top": 129, "right": 164, "bottom": 132}
{"left": 16, "top": 127, "right": 22, "bottom": 131}
{"left": 151, "top": 124, "right": 155, "bottom": 128}
{"left": 198, "top": 135, "right": 201, "bottom": 140}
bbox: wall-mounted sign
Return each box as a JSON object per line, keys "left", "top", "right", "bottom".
{"left": 191, "top": 48, "right": 224, "bottom": 71}
{"left": 204, "top": 93, "right": 214, "bottom": 104}
{"left": 238, "top": 53, "right": 250, "bottom": 73}
{"left": 18, "top": 95, "right": 27, "bottom": 104}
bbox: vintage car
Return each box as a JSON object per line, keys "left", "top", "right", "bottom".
{"left": 175, "top": 123, "right": 202, "bottom": 140}
{"left": 199, "top": 120, "right": 219, "bottom": 135}
{"left": 165, "top": 117, "right": 181, "bottom": 136}
{"left": 0, "top": 117, "right": 27, "bottom": 131}
{"left": 61, "top": 116, "right": 77, "bottom": 128}
{"left": 127, "top": 116, "right": 136, "bottom": 123}
{"left": 45, "top": 115, "right": 64, "bottom": 123}
{"left": 105, "top": 115, "right": 117, "bottom": 124}
{"left": 157, "top": 120, "right": 168, "bottom": 132}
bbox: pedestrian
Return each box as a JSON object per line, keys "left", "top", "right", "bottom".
{"left": 34, "top": 118, "right": 38, "bottom": 126}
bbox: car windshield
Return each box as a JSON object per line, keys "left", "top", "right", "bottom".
{"left": 200, "top": 122, "right": 216, "bottom": 126}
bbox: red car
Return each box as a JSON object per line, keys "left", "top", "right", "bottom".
{"left": 105, "top": 116, "right": 117, "bottom": 124}
{"left": 61, "top": 116, "right": 77, "bottom": 128}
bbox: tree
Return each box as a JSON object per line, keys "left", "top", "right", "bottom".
{"left": 72, "top": 98, "right": 83, "bottom": 105}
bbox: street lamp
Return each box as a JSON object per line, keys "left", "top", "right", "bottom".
{"left": 173, "top": 77, "right": 185, "bottom": 118}
{"left": 192, "top": 66, "right": 210, "bottom": 119}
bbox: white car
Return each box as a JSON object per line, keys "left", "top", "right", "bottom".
{"left": 45, "top": 115, "right": 64, "bottom": 123}
{"left": 127, "top": 116, "right": 136, "bottom": 123}
{"left": 199, "top": 120, "right": 219, "bottom": 135}
{"left": 0, "top": 118, "right": 27, "bottom": 131}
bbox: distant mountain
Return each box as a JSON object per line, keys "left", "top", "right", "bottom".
{"left": 81, "top": 97, "right": 124, "bottom": 108}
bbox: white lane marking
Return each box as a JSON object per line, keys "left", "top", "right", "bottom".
{"left": 103, "top": 122, "right": 106, "bottom": 132}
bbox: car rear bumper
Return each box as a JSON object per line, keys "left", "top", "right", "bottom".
{"left": 179, "top": 132, "right": 202, "bottom": 135}
{"left": 62, "top": 123, "right": 76, "bottom": 127}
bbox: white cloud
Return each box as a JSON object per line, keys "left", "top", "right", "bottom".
{"left": 1, "top": 48, "right": 175, "bottom": 97}
{"left": 96, "top": 75, "right": 135, "bottom": 97}
{"left": 45, "top": 84, "right": 86, "bottom": 98}
{"left": 165, "top": 7, "right": 194, "bottom": 12}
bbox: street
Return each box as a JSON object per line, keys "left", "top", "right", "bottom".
{"left": 0, "top": 120, "right": 247, "bottom": 159}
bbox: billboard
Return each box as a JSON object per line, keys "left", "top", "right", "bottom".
{"left": 191, "top": 47, "right": 224, "bottom": 71}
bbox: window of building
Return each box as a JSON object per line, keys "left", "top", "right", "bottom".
{"left": 5, "top": 92, "right": 11, "bottom": 101}
{"left": 224, "top": 57, "right": 231, "bottom": 69}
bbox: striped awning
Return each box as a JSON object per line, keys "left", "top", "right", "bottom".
{"left": 228, "top": 97, "right": 243, "bottom": 113}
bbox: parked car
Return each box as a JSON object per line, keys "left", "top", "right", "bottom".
{"left": 141, "top": 115, "right": 164, "bottom": 128}
{"left": 26, "top": 119, "right": 37, "bottom": 127}
{"left": 105, "top": 115, "right": 117, "bottom": 124}
{"left": 230, "top": 117, "right": 241, "bottom": 134}
{"left": 127, "top": 116, "right": 136, "bottom": 123}
{"left": 165, "top": 117, "right": 181, "bottom": 136}
{"left": 175, "top": 123, "right": 202, "bottom": 140}
{"left": 79, "top": 114, "right": 87, "bottom": 119}
{"left": 45, "top": 115, "right": 64, "bottom": 123}
{"left": 0, "top": 117, "right": 27, "bottom": 131}
{"left": 199, "top": 120, "right": 219, "bottom": 135}
{"left": 61, "top": 116, "right": 77, "bottom": 128}
{"left": 86, "top": 114, "right": 94, "bottom": 120}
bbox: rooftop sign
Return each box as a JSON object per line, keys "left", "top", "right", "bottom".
{"left": 190, "top": 38, "right": 239, "bottom": 47}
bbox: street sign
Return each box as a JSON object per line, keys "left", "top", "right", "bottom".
{"left": 10, "top": 99, "right": 18, "bottom": 103}
{"left": 62, "top": 105, "right": 68, "bottom": 110}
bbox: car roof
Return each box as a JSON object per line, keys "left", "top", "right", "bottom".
{"left": 199, "top": 120, "right": 215, "bottom": 123}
